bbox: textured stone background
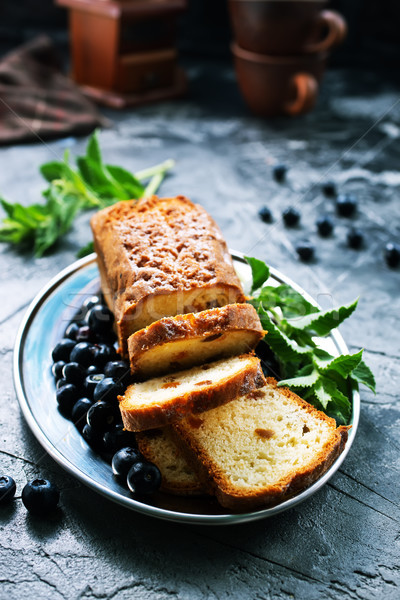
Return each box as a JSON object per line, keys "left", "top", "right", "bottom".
{"left": 0, "top": 62, "right": 399, "bottom": 599}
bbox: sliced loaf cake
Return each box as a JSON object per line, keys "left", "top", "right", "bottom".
{"left": 136, "top": 428, "right": 206, "bottom": 496}
{"left": 173, "top": 379, "right": 349, "bottom": 511}
{"left": 128, "top": 303, "right": 264, "bottom": 378}
{"left": 118, "top": 354, "right": 265, "bottom": 432}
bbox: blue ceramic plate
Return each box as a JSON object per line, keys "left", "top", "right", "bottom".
{"left": 13, "top": 252, "right": 359, "bottom": 525}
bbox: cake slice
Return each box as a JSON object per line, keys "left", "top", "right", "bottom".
{"left": 90, "top": 195, "right": 245, "bottom": 355}
{"left": 128, "top": 303, "right": 264, "bottom": 378}
{"left": 136, "top": 428, "right": 206, "bottom": 496}
{"left": 118, "top": 354, "right": 265, "bottom": 432}
{"left": 173, "top": 379, "right": 350, "bottom": 512}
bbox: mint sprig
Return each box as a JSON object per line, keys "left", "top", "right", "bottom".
{"left": 0, "top": 131, "right": 175, "bottom": 257}
{"left": 246, "top": 256, "right": 376, "bottom": 424}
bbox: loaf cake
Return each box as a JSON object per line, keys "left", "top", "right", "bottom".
{"left": 136, "top": 428, "right": 206, "bottom": 496}
{"left": 128, "top": 303, "right": 264, "bottom": 378}
{"left": 90, "top": 196, "right": 246, "bottom": 355}
{"left": 173, "top": 379, "right": 349, "bottom": 512}
{"left": 118, "top": 354, "right": 265, "bottom": 432}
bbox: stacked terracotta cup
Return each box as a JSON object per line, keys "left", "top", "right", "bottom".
{"left": 229, "top": 0, "right": 347, "bottom": 116}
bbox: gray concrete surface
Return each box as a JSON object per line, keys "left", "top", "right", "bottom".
{"left": 0, "top": 62, "right": 399, "bottom": 599}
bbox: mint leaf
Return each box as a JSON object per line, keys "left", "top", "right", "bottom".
{"left": 278, "top": 364, "right": 320, "bottom": 389}
{"left": 40, "top": 161, "right": 65, "bottom": 182}
{"left": 106, "top": 165, "right": 144, "bottom": 198}
{"left": 77, "top": 240, "right": 94, "bottom": 258}
{"left": 86, "top": 130, "right": 102, "bottom": 165}
{"left": 315, "top": 349, "right": 363, "bottom": 378}
{"left": 258, "top": 307, "right": 311, "bottom": 362}
{"left": 245, "top": 256, "right": 270, "bottom": 293}
{"left": 288, "top": 299, "right": 358, "bottom": 336}
{"left": 315, "top": 377, "right": 352, "bottom": 423}
{"left": 350, "top": 359, "right": 376, "bottom": 393}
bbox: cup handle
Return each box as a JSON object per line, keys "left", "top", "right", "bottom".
{"left": 304, "top": 10, "right": 347, "bottom": 53}
{"left": 284, "top": 73, "right": 318, "bottom": 116}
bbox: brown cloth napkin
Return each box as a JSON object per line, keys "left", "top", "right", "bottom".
{"left": 0, "top": 36, "right": 108, "bottom": 145}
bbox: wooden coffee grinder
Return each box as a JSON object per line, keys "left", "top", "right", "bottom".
{"left": 56, "top": 0, "right": 187, "bottom": 108}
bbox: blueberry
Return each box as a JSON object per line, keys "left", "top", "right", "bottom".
{"left": 258, "top": 206, "right": 273, "bottom": 223}
{"left": 51, "top": 361, "right": 66, "bottom": 381}
{"left": 56, "top": 383, "right": 79, "bottom": 415}
{"left": 86, "top": 365, "right": 102, "bottom": 376}
{"left": 273, "top": 163, "right": 287, "bottom": 183}
{"left": 282, "top": 207, "right": 300, "bottom": 227}
{"left": 62, "top": 362, "right": 85, "bottom": 386}
{"left": 103, "top": 424, "right": 137, "bottom": 453}
{"left": 87, "top": 401, "right": 118, "bottom": 432}
{"left": 296, "top": 241, "right": 315, "bottom": 262}
{"left": 71, "top": 398, "right": 93, "bottom": 430}
{"left": 0, "top": 475, "right": 16, "bottom": 504}
{"left": 111, "top": 447, "right": 143, "bottom": 479}
{"left": 127, "top": 462, "right": 161, "bottom": 495}
{"left": 64, "top": 322, "right": 80, "bottom": 341}
{"left": 93, "top": 343, "right": 117, "bottom": 369}
{"left": 93, "top": 377, "right": 125, "bottom": 404}
{"left": 84, "top": 373, "right": 105, "bottom": 399}
{"left": 70, "top": 342, "right": 96, "bottom": 368}
{"left": 347, "top": 228, "right": 364, "bottom": 249}
{"left": 336, "top": 194, "right": 357, "bottom": 217}
{"left": 104, "top": 361, "right": 130, "bottom": 384}
{"left": 75, "top": 325, "right": 95, "bottom": 343}
{"left": 21, "top": 479, "right": 59, "bottom": 515}
{"left": 87, "top": 305, "right": 114, "bottom": 335}
{"left": 82, "top": 296, "right": 102, "bottom": 314}
{"left": 322, "top": 181, "right": 336, "bottom": 197}
{"left": 384, "top": 242, "right": 400, "bottom": 268}
{"left": 316, "top": 215, "right": 334, "bottom": 237}
{"left": 51, "top": 339, "right": 76, "bottom": 363}
{"left": 82, "top": 424, "right": 104, "bottom": 451}
{"left": 56, "top": 377, "right": 68, "bottom": 390}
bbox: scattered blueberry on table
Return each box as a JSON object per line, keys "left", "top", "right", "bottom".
{"left": 347, "top": 228, "right": 364, "bottom": 249}
{"left": 282, "top": 207, "right": 301, "bottom": 227}
{"left": 272, "top": 163, "right": 287, "bottom": 183}
{"left": 258, "top": 206, "right": 273, "bottom": 223}
{"left": 322, "top": 181, "right": 337, "bottom": 197}
{"left": 295, "top": 241, "right": 315, "bottom": 262}
{"left": 0, "top": 475, "right": 16, "bottom": 505}
{"left": 316, "top": 215, "right": 334, "bottom": 237}
{"left": 385, "top": 242, "right": 400, "bottom": 268}
{"left": 21, "top": 479, "right": 60, "bottom": 515}
{"left": 336, "top": 193, "right": 358, "bottom": 217}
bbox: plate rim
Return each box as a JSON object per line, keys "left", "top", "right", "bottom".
{"left": 13, "top": 251, "right": 360, "bottom": 525}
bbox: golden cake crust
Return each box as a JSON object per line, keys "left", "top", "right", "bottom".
{"left": 127, "top": 303, "right": 264, "bottom": 377}
{"left": 90, "top": 195, "right": 246, "bottom": 354}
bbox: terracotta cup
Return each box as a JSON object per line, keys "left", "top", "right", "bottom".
{"left": 232, "top": 42, "right": 327, "bottom": 116}
{"left": 229, "top": 0, "right": 347, "bottom": 55}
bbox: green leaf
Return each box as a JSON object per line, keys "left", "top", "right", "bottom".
{"left": 86, "top": 130, "right": 102, "bottom": 165}
{"left": 106, "top": 165, "right": 144, "bottom": 198}
{"left": 315, "top": 349, "right": 363, "bottom": 378}
{"left": 315, "top": 377, "right": 352, "bottom": 423}
{"left": 278, "top": 364, "right": 320, "bottom": 389}
{"left": 245, "top": 256, "right": 270, "bottom": 293}
{"left": 40, "top": 161, "right": 65, "bottom": 182}
{"left": 258, "top": 307, "right": 311, "bottom": 362}
{"left": 288, "top": 299, "right": 358, "bottom": 336}
{"left": 76, "top": 240, "right": 94, "bottom": 258}
{"left": 350, "top": 359, "right": 376, "bottom": 393}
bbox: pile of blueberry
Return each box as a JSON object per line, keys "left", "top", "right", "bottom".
{"left": 51, "top": 295, "right": 161, "bottom": 497}
{"left": 258, "top": 163, "right": 400, "bottom": 266}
